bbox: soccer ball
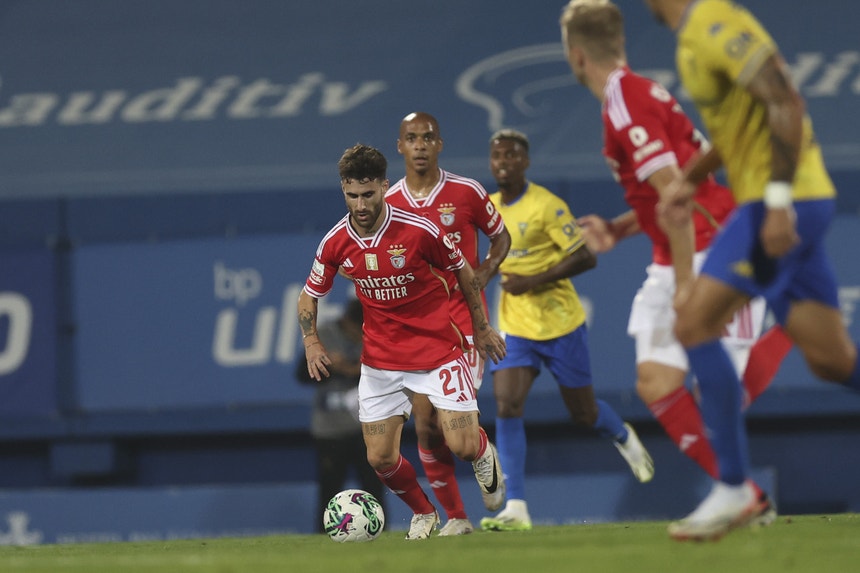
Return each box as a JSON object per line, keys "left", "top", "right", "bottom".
{"left": 323, "top": 489, "right": 385, "bottom": 542}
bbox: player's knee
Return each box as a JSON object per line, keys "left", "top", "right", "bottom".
{"left": 673, "top": 312, "right": 712, "bottom": 348}
{"left": 636, "top": 376, "right": 665, "bottom": 404}
{"left": 365, "top": 450, "right": 398, "bottom": 471}
{"left": 805, "top": 350, "right": 855, "bottom": 382}
{"left": 495, "top": 400, "right": 524, "bottom": 418}
{"left": 446, "top": 434, "right": 480, "bottom": 462}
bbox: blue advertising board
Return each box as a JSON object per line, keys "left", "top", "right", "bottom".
{"left": 71, "top": 212, "right": 860, "bottom": 419}
{"left": 72, "top": 234, "right": 354, "bottom": 412}
{"left": 0, "top": 0, "right": 855, "bottom": 198}
{"left": 0, "top": 250, "right": 57, "bottom": 417}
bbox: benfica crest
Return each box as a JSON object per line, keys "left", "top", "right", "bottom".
{"left": 437, "top": 203, "right": 456, "bottom": 226}
{"left": 387, "top": 245, "right": 407, "bottom": 269}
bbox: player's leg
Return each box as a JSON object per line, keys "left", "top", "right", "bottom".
{"left": 413, "top": 336, "right": 485, "bottom": 534}
{"left": 359, "top": 365, "right": 437, "bottom": 538}
{"left": 412, "top": 394, "right": 471, "bottom": 534}
{"left": 669, "top": 271, "right": 761, "bottom": 539}
{"left": 674, "top": 273, "right": 752, "bottom": 479}
{"left": 626, "top": 261, "right": 715, "bottom": 477}
{"left": 722, "top": 297, "right": 792, "bottom": 407}
{"left": 550, "top": 325, "right": 654, "bottom": 483}
{"left": 785, "top": 300, "right": 860, "bottom": 384}
{"left": 479, "top": 363, "right": 535, "bottom": 531}
{"left": 639, "top": 361, "right": 718, "bottom": 477}
{"left": 741, "top": 324, "right": 793, "bottom": 405}
{"left": 351, "top": 430, "right": 387, "bottom": 519}
{"left": 408, "top": 355, "right": 505, "bottom": 519}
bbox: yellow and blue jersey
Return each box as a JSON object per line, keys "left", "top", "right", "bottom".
{"left": 490, "top": 182, "right": 587, "bottom": 341}
{"left": 677, "top": 0, "right": 834, "bottom": 204}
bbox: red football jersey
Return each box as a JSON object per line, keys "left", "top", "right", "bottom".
{"left": 602, "top": 66, "right": 736, "bottom": 265}
{"left": 386, "top": 169, "right": 505, "bottom": 335}
{"left": 304, "top": 204, "right": 468, "bottom": 371}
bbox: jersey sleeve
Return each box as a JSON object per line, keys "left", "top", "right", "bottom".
{"left": 607, "top": 79, "right": 678, "bottom": 182}
{"left": 544, "top": 196, "right": 585, "bottom": 256}
{"left": 423, "top": 225, "right": 466, "bottom": 273}
{"left": 303, "top": 238, "right": 339, "bottom": 298}
{"left": 471, "top": 182, "right": 507, "bottom": 238}
{"left": 686, "top": 2, "right": 776, "bottom": 86}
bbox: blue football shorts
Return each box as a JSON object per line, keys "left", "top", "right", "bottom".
{"left": 701, "top": 198, "right": 839, "bottom": 324}
{"left": 488, "top": 323, "right": 592, "bottom": 388}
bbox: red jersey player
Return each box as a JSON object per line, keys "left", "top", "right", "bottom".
{"left": 386, "top": 112, "right": 511, "bottom": 536}
{"left": 298, "top": 144, "right": 507, "bottom": 540}
{"left": 560, "top": 0, "right": 791, "bottom": 518}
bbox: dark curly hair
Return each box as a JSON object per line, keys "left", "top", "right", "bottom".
{"left": 338, "top": 144, "right": 388, "bottom": 183}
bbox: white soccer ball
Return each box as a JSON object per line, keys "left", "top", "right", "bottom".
{"left": 323, "top": 489, "right": 385, "bottom": 542}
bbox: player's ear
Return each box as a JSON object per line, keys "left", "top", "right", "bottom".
{"left": 381, "top": 178, "right": 390, "bottom": 191}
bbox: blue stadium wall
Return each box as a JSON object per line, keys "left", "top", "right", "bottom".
{"left": 0, "top": 0, "right": 858, "bottom": 542}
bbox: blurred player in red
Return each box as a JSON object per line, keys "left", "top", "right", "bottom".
{"left": 560, "top": 0, "right": 792, "bottom": 515}
{"left": 386, "top": 112, "right": 511, "bottom": 536}
{"left": 298, "top": 144, "right": 507, "bottom": 540}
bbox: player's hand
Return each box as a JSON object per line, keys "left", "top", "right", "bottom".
{"left": 499, "top": 273, "right": 536, "bottom": 296}
{"left": 657, "top": 177, "right": 695, "bottom": 232}
{"left": 303, "top": 336, "right": 332, "bottom": 381}
{"left": 577, "top": 215, "right": 616, "bottom": 254}
{"left": 760, "top": 207, "right": 799, "bottom": 257}
{"left": 472, "top": 323, "right": 506, "bottom": 364}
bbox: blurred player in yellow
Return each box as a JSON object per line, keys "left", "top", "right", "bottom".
{"left": 644, "top": 0, "right": 860, "bottom": 540}
{"left": 561, "top": 0, "right": 792, "bottom": 524}
{"left": 480, "top": 129, "right": 653, "bottom": 531}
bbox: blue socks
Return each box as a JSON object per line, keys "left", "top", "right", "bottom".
{"left": 687, "top": 339, "right": 749, "bottom": 485}
{"left": 495, "top": 417, "right": 526, "bottom": 501}
{"left": 593, "top": 399, "right": 628, "bottom": 442}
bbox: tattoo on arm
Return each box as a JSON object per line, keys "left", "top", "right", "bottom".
{"left": 298, "top": 309, "right": 316, "bottom": 338}
{"left": 747, "top": 55, "right": 803, "bottom": 182}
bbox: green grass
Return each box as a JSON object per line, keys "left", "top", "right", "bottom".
{"left": 0, "top": 514, "right": 857, "bottom": 573}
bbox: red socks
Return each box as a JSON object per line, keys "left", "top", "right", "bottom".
{"left": 742, "top": 325, "right": 793, "bottom": 406}
{"left": 648, "top": 386, "right": 718, "bottom": 478}
{"left": 375, "top": 455, "right": 435, "bottom": 515}
{"left": 418, "top": 445, "right": 467, "bottom": 520}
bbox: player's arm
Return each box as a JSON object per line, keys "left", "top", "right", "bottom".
{"left": 297, "top": 290, "right": 332, "bottom": 381}
{"left": 474, "top": 226, "right": 511, "bottom": 289}
{"left": 578, "top": 210, "right": 641, "bottom": 254}
{"left": 682, "top": 146, "right": 723, "bottom": 186}
{"left": 745, "top": 53, "right": 802, "bottom": 257}
{"left": 500, "top": 243, "right": 596, "bottom": 297}
{"left": 649, "top": 164, "right": 695, "bottom": 292}
{"left": 453, "top": 260, "right": 506, "bottom": 364}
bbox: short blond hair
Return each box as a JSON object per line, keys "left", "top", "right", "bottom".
{"left": 560, "top": 0, "right": 624, "bottom": 62}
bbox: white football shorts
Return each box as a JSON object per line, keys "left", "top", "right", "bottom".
{"left": 358, "top": 354, "right": 478, "bottom": 423}
{"left": 464, "top": 335, "right": 486, "bottom": 391}
{"left": 627, "top": 251, "right": 766, "bottom": 374}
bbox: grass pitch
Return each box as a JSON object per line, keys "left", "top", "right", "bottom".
{"left": 0, "top": 514, "right": 856, "bottom": 573}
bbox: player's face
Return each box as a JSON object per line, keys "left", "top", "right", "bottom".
{"left": 489, "top": 139, "right": 529, "bottom": 192}
{"left": 397, "top": 118, "right": 443, "bottom": 175}
{"left": 342, "top": 177, "right": 389, "bottom": 234}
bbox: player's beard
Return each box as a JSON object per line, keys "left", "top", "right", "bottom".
{"left": 350, "top": 203, "right": 383, "bottom": 234}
